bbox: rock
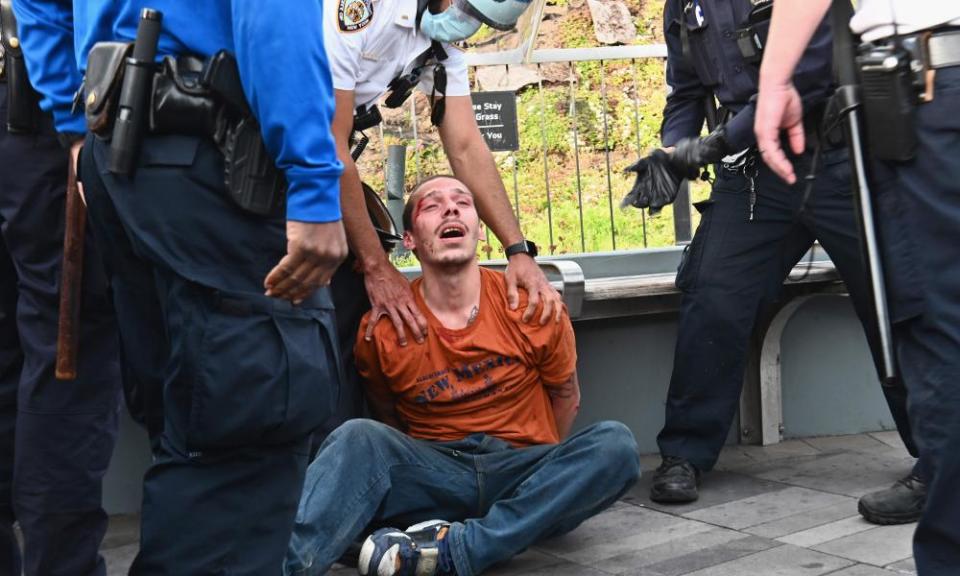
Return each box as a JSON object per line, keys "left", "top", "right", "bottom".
{"left": 586, "top": 0, "right": 638, "bottom": 45}
{"left": 476, "top": 64, "right": 542, "bottom": 92}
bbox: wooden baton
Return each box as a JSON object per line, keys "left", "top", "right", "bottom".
{"left": 55, "top": 152, "right": 86, "bottom": 380}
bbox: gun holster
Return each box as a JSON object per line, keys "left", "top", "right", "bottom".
{"left": 1, "top": 0, "right": 41, "bottom": 133}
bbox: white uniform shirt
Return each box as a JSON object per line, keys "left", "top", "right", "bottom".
{"left": 323, "top": 0, "right": 471, "bottom": 110}
{"left": 852, "top": 0, "right": 960, "bottom": 43}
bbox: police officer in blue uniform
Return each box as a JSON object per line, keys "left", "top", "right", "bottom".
{"left": 17, "top": 0, "right": 348, "bottom": 573}
{"left": 2, "top": 2, "right": 121, "bottom": 574}
{"left": 626, "top": 0, "right": 924, "bottom": 522}
{"left": 756, "top": 1, "right": 960, "bottom": 571}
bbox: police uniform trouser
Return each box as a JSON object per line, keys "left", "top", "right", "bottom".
{"left": 657, "top": 146, "right": 917, "bottom": 473}
{"left": 81, "top": 132, "right": 342, "bottom": 575}
{"left": 0, "top": 84, "right": 121, "bottom": 576}
{"left": 870, "top": 66, "right": 960, "bottom": 575}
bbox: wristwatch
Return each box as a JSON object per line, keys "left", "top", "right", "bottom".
{"left": 504, "top": 239, "right": 538, "bottom": 259}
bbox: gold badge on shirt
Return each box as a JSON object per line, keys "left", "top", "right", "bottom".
{"left": 339, "top": 0, "right": 374, "bottom": 32}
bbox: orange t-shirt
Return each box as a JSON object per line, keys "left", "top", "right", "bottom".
{"left": 355, "top": 267, "right": 577, "bottom": 447}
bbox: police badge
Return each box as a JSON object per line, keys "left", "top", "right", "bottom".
{"left": 338, "top": 0, "right": 374, "bottom": 32}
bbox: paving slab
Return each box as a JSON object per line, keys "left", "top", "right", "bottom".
{"left": 776, "top": 515, "right": 875, "bottom": 548}
{"left": 682, "top": 487, "right": 851, "bottom": 530}
{"left": 589, "top": 527, "right": 751, "bottom": 573}
{"left": 747, "top": 451, "right": 914, "bottom": 498}
{"left": 885, "top": 557, "right": 917, "bottom": 574}
{"left": 482, "top": 549, "right": 567, "bottom": 575}
{"left": 802, "top": 434, "right": 888, "bottom": 454}
{"left": 827, "top": 565, "right": 902, "bottom": 576}
{"left": 681, "top": 543, "right": 853, "bottom": 576}
{"left": 625, "top": 470, "right": 786, "bottom": 514}
{"left": 536, "top": 503, "right": 715, "bottom": 565}
{"left": 104, "top": 543, "right": 138, "bottom": 576}
{"left": 743, "top": 500, "right": 860, "bottom": 540}
{"left": 812, "top": 523, "right": 915, "bottom": 567}
{"left": 615, "top": 534, "right": 778, "bottom": 576}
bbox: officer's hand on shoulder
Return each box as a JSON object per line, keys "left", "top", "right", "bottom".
{"left": 264, "top": 220, "right": 348, "bottom": 304}
{"left": 362, "top": 260, "right": 428, "bottom": 347}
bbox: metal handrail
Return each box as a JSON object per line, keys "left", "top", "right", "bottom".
{"left": 464, "top": 44, "right": 668, "bottom": 66}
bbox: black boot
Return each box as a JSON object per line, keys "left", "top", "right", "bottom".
{"left": 650, "top": 456, "right": 700, "bottom": 503}
{"left": 858, "top": 473, "right": 927, "bottom": 525}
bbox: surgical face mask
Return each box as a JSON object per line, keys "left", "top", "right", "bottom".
{"left": 420, "top": 1, "right": 483, "bottom": 43}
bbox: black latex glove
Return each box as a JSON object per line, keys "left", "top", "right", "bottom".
{"left": 669, "top": 128, "right": 731, "bottom": 179}
{"left": 621, "top": 148, "right": 684, "bottom": 215}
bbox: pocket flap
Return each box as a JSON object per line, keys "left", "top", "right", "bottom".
{"left": 84, "top": 42, "right": 133, "bottom": 117}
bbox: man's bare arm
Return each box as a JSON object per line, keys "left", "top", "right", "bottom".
{"left": 547, "top": 372, "right": 581, "bottom": 440}
{"left": 438, "top": 96, "right": 563, "bottom": 324}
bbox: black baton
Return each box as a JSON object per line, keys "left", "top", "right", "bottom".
{"left": 108, "top": 8, "right": 162, "bottom": 175}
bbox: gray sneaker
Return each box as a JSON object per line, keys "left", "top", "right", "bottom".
{"left": 858, "top": 473, "right": 927, "bottom": 525}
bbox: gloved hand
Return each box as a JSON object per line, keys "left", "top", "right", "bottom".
{"left": 669, "top": 128, "right": 732, "bottom": 179}
{"left": 621, "top": 149, "right": 684, "bottom": 215}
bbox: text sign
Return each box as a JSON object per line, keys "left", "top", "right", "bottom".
{"left": 470, "top": 91, "right": 519, "bottom": 152}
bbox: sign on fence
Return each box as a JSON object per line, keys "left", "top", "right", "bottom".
{"left": 470, "top": 91, "right": 519, "bottom": 152}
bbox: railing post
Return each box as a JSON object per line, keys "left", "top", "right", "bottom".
{"left": 674, "top": 181, "right": 693, "bottom": 244}
{"left": 387, "top": 144, "right": 407, "bottom": 253}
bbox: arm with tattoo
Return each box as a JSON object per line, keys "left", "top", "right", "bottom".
{"left": 547, "top": 372, "right": 581, "bottom": 440}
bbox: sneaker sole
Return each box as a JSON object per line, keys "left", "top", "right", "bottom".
{"left": 858, "top": 501, "right": 922, "bottom": 525}
{"left": 649, "top": 486, "right": 699, "bottom": 504}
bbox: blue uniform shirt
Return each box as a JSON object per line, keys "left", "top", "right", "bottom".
{"left": 661, "top": 0, "right": 836, "bottom": 151}
{"left": 14, "top": 1, "right": 343, "bottom": 223}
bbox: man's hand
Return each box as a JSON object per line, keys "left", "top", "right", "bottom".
{"left": 505, "top": 254, "right": 563, "bottom": 324}
{"left": 362, "top": 262, "right": 428, "bottom": 347}
{"left": 264, "top": 220, "right": 348, "bottom": 303}
{"left": 70, "top": 140, "right": 86, "bottom": 206}
{"left": 755, "top": 81, "right": 805, "bottom": 184}
{"left": 622, "top": 149, "right": 685, "bottom": 215}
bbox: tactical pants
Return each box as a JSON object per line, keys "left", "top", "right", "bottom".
{"left": 871, "top": 66, "right": 960, "bottom": 575}
{"left": 81, "top": 133, "right": 342, "bottom": 575}
{"left": 0, "top": 84, "right": 121, "bottom": 576}
{"left": 657, "top": 147, "right": 916, "bottom": 473}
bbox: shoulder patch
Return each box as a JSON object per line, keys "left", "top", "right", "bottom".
{"left": 339, "top": 0, "right": 375, "bottom": 32}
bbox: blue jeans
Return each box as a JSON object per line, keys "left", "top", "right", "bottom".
{"left": 284, "top": 419, "right": 640, "bottom": 576}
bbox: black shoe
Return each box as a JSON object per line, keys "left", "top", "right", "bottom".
{"left": 650, "top": 456, "right": 700, "bottom": 504}
{"left": 858, "top": 473, "right": 927, "bottom": 525}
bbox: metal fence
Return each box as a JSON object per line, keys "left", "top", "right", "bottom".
{"left": 362, "top": 21, "right": 700, "bottom": 260}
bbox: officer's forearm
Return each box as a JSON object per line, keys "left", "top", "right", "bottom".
{"left": 445, "top": 137, "right": 524, "bottom": 247}
{"left": 759, "top": 0, "right": 831, "bottom": 88}
{"left": 338, "top": 154, "right": 390, "bottom": 273}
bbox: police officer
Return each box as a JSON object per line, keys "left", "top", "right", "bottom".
{"left": 2, "top": 2, "right": 121, "bottom": 574}
{"left": 319, "top": 0, "right": 561, "bottom": 434}
{"left": 626, "top": 0, "right": 924, "bottom": 522}
{"left": 19, "top": 0, "right": 348, "bottom": 573}
{"left": 756, "top": 1, "right": 960, "bottom": 572}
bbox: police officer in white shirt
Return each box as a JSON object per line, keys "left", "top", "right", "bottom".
{"left": 319, "top": 0, "right": 559, "bottom": 435}
{"left": 754, "top": 1, "right": 960, "bottom": 573}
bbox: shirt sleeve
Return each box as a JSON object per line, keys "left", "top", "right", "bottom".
{"left": 722, "top": 99, "right": 757, "bottom": 152}
{"left": 660, "top": 0, "right": 708, "bottom": 147}
{"left": 13, "top": 0, "right": 86, "bottom": 134}
{"left": 231, "top": 0, "right": 344, "bottom": 223}
{"left": 322, "top": 1, "right": 363, "bottom": 92}
{"left": 527, "top": 309, "right": 578, "bottom": 389}
{"left": 417, "top": 43, "right": 470, "bottom": 98}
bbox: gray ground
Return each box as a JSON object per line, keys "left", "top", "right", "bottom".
{"left": 102, "top": 431, "right": 917, "bottom": 575}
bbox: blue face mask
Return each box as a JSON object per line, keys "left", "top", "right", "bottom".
{"left": 420, "top": 2, "right": 483, "bottom": 43}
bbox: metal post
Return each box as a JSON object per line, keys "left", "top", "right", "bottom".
{"left": 600, "top": 60, "right": 616, "bottom": 250}
{"left": 673, "top": 181, "right": 693, "bottom": 244}
{"left": 569, "top": 62, "right": 586, "bottom": 253}
{"left": 386, "top": 144, "right": 407, "bottom": 250}
{"left": 537, "top": 65, "right": 555, "bottom": 254}
{"left": 631, "top": 58, "right": 648, "bottom": 247}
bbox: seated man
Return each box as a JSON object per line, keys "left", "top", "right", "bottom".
{"left": 284, "top": 175, "right": 641, "bottom": 576}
